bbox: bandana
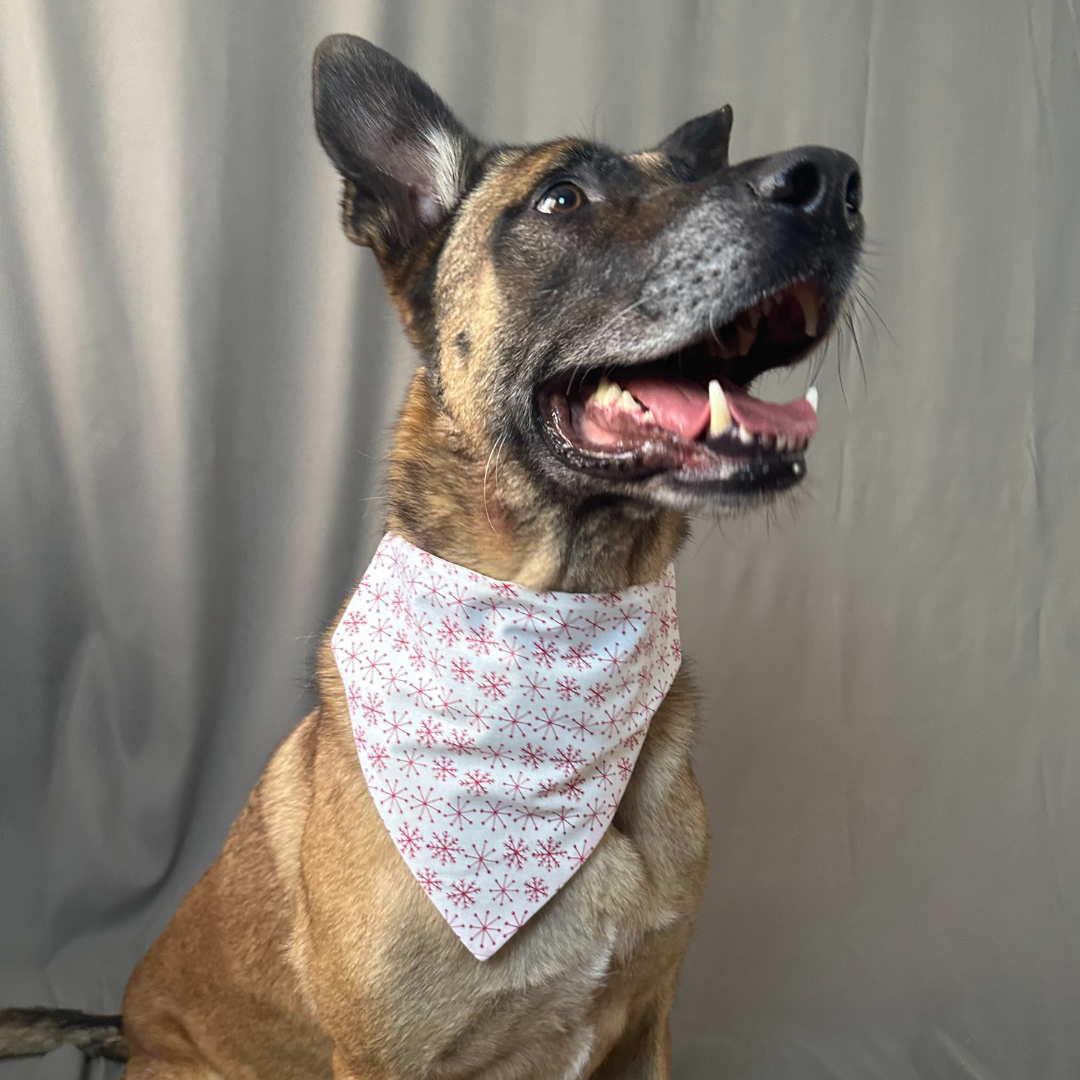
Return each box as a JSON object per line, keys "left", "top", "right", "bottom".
{"left": 330, "top": 533, "right": 680, "bottom": 959}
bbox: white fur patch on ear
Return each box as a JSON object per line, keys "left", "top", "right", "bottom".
{"left": 423, "top": 126, "right": 469, "bottom": 219}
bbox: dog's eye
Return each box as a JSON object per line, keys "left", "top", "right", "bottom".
{"left": 536, "top": 182, "right": 586, "bottom": 214}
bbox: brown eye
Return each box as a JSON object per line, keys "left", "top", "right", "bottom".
{"left": 536, "top": 181, "right": 586, "bottom": 214}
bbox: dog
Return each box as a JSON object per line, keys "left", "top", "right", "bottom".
{"left": 0, "top": 34, "right": 862, "bottom": 1080}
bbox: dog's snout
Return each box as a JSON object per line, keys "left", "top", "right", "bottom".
{"left": 750, "top": 147, "right": 861, "bottom": 229}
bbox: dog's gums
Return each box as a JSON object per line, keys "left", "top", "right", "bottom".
{"left": 538, "top": 278, "right": 826, "bottom": 493}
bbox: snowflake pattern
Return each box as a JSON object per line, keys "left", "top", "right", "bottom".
{"left": 331, "top": 532, "right": 678, "bottom": 959}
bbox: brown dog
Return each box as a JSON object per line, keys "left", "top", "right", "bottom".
{"left": 0, "top": 34, "right": 862, "bottom": 1080}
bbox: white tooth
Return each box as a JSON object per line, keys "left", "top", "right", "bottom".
{"left": 594, "top": 376, "right": 622, "bottom": 406}
{"left": 804, "top": 385, "right": 819, "bottom": 413}
{"left": 738, "top": 425, "right": 754, "bottom": 445}
{"left": 792, "top": 281, "right": 820, "bottom": 337}
{"left": 775, "top": 434, "right": 788, "bottom": 452}
{"left": 736, "top": 324, "right": 757, "bottom": 356}
{"left": 760, "top": 432, "right": 775, "bottom": 448}
{"left": 708, "top": 380, "right": 731, "bottom": 437}
{"left": 746, "top": 304, "right": 762, "bottom": 329}
{"left": 618, "top": 389, "right": 641, "bottom": 412}
{"left": 717, "top": 338, "right": 738, "bottom": 360}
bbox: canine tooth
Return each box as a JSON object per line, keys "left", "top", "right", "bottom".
{"left": 594, "top": 376, "right": 622, "bottom": 406}
{"left": 776, "top": 434, "right": 788, "bottom": 452}
{"left": 746, "top": 304, "right": 762, "bottom": 329}
{"left": 738, "top": 424, "right": 754, "bottom": 445}
{"left": 618, "top": 389, "right": 641, "bottom": 411}
{"left": 792, "top": 281, "right": 820, "bottom": 337}
{"left": 736, "top": 325, "right": 757, "bottom": 356}
{"left": 708, "top": 380, "right": 731, "bottom": 437}
{"left": 805, "top": 385, "right": 819, "bottom": 413}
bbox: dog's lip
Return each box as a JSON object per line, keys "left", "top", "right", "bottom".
{"left": 535, "top": 278, "right": 826, "bottom": 485}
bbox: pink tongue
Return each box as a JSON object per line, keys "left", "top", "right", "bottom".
{"left": 621, "top": 375, "right": 818, "bottom": 440}
{"left": 721, "top": 380, "right": 818, "bottom": 439}
{"left": 620, "top": 376, "right": 711, "bottom": 439}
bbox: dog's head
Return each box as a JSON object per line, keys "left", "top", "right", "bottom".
{"left": 313, "top": 35, "right": 862, "bottom": 519}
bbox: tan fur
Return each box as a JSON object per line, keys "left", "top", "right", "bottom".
{"left": 122, "top": 134, "right": 709, "bottom": 1080}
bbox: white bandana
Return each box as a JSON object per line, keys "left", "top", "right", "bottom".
{"left": 330, "top": 534, "right": 680, "bottom": 959}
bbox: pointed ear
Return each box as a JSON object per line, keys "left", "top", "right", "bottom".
{"left": 312, "top": 35, "right": 482, "bottom": 250}
{"left": 657, "top": 105, "right": 734, "bottom": 175}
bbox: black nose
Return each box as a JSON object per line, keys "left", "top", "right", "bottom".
{"left": 750, "top": 146, "right": 862, "bottom": 227}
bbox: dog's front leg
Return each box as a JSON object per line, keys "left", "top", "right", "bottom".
{"left": 587, "top": 1013, "right": 673, "bottom": 1080}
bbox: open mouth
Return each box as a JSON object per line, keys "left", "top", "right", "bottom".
{"left": 538, "top": 279, "right": 826, "bottom": 495}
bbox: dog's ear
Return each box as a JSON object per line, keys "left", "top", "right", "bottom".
{"left": 657, "top": 105, "right": 734, "bottom": 175}
{"left": 313, "top": 35, "right": 481, "bottom": 250}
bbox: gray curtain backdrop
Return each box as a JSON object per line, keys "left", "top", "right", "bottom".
{"left": 2, "top": 1, "right": 1079, "bottom": 1077}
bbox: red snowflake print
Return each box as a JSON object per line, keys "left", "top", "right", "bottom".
{"left": 412, "top": 612, "right": 434, "bottom": 641}
{"left": 617, "top": 756, "right": 635, "bottom": 780}
{"left": 514, "top": 805, "right": 547, "bottom": 831}
{"left": 582, "top": 799, "right": 608, "bottom": 831}
{"left": 479, "top": 799, "right": 512, "bottom": 830}
{"left": 502, "top": 909, "right": 529, "bottom": 934}
{"left": 446, "top": 796, "right": 476, "bottom": 830}
{"left": 438, "top": 616, "right": 464, "bottom": 647}
{"left": 366, "top": 745, "right": 389, "bottom": 772}
{"left": 601, "top": 707, "right": 623, "bottom": 736}
{"left": 531, "top": 638, "right": 559, "bottom": 668}
{"left": 447, "top": 583, "right": 473, "bottom": 610}
{"left": 602, "top": 644, "right": 626, "bottom": 672}
{"left": 462, "top": 769, "right": 494, "bottom": 796}
{"left": 502, "top": 835, "right": 530, "bottom": 869}
{"left": 548, "top": 610, "right": 582, "bottom": 639}
{"left": 532, "top": 837, "right": 565, "bottom": 870}
{"left": 409, "top": 786, "right": 443, "bottom": 822}
{"left": 448, "top": 879, "right": 481, "bottom": 908}
{"left": 518, "top": 742, "right": 546, "bottom": 770}
{"left": 390, "top": 587, "right": 407, "bottom": 618}
{"left": 562, "top": 643, "right": 596, "bottom": 672}
{"left": 584, "top": 683, "right": 610, "bottom": 708}
{"left": 568, "top": 713, "right": 596, "bottom": 740}
{"left": 503, "top": 772, "right": 533, "bottom": 799}
{"left": 339, "top": 644, "right": 362, "bottom": 673}
{"left": 382, "top": 710, "right": 410, "bottom": 743}
{"left": 415, "top": 716, "right": 443, "bottom": 748}
{"left": 407, "top": 677, "right": 436, "bottom": 707}
{"left": 431, "top": 756, "right": 458, "bottom": 782}
{"left": 616, "top": 606, "right": 642, "bottom": 632}
{"left": 496, "top": 638, "right": 525, "bottom": 670}
{"left": 559, "top": 776, "right": 586, "bottom": 802}
{"left": 382, "top": 666, "right": 405, "bottom": 694}
{"left": 491, "top": 874, "right": 518, "bottom": 904}
{"left": 342, "top": 610, "right": 366, "bottom": 635}
{"left": 555, "top": 676, "right": 581, "bottom": 701}
{"left": 466, "top": 840, "right": 498, "bottom": 875}
{"left": 534, "top": 708, "right": 566, "bottom": 739}
{"left": 522, "top": 674, "right": 549, "bottom": 701}
{"left": 396, "top": 823, "right": 422, "bottom": 857}
{"left": 422, "top": 577, "right": 446, "bottom": 607}
{"left": 550, "top": 805, "right": 579, "bottom": 834}
{"left": 462, "top": 701, "right": 492, "bottom": 733}
{"left": 498, "top": 705, "right": 531, "bottom": 737}
{"left": 444, "top": 726, "right": 476, "bottom": 754}
{"left": 570, "top": 841, "right": 591, "bottom": 869}
{"left": 427, "top": 650, "right": 446, "bottom": 678}
{"left": 416, "top": 868, "right": 442, "bottom": 895}
{"left": 353, "top": 726, "right": 367, "bottom": 753}
{"left": 432, "top": 687, "right": 461, "bottom": 718}
{"left": 393, "top": 629, "right": 411, "bottom": 653}
{"left": 593, "top": 762, "right": 614, "bottom": 789}
{"left": 670, "top": 639, "right": 682, "bottom": 663}
{"left": 367, "top": 583, "right": 389, "bottom": 610}
{"left": 555, "top": 746, "right": 590, "bottom": 784}
{"left": 477, "top": 671, "right": 511, "bottom": 700}
{"left": 465, "top": 626, "right": 496, "bottom": 656}
{"left": 621, "top": 729, "right": 643, "bottom": 751}
{"left": 426, "top": 830, "right": 463, "bottom": 865}
{"left": 467, "top": 910, "right": 499, "bottom": 950}
{"left": 479, "top": 743, "right": 510, "bottom": 769}
{"left": 450, "top": 656, "right": 474, "bottom": 684}
{"left": 513, "top": 603, "right": 546, "bottom": 631}
{"left": 582, "top": 613, "right": 609, "bottom": 638}
{"left": 370, "top": 618, "right": 391, "bottom": 642}
{"left": 377, "top": 779, "right": 408, "bottom": 813}
{"left": 359, "top": 652, "right": 388, "bottom": 683}
{"left": 408, "top": 642, "right": 427, "bottom": 670}
{"left": 398, "top": 748, "right": 424, "bottom": 777}
{"left": 524, "top": 877, "right": 550, "bottom": 903}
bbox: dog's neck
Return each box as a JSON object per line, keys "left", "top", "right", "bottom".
{"left": 385, "top": 369, "right": 687, "bottom": 593}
